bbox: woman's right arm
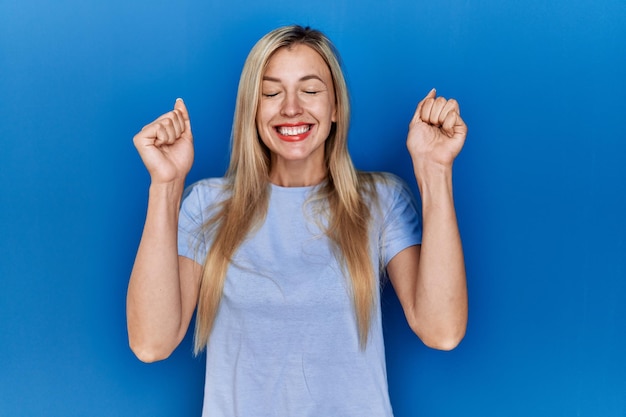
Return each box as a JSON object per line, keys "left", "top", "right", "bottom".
{"left": 126, "top": 99, "right": 201, "bottom": 362}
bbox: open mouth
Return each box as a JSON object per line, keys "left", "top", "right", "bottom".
{"left": 275, "top": 124, "right": 312, "bottom": 136}
{"left": 274, "top": 124, "right": 313, "bottom": 142}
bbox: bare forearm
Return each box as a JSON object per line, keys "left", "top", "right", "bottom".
{"left": 127, "top": 181, "right": 186, "bottom": 361}
{"left": 398, "top": 89, "right": 468, "bottom": 349}
{"left": 414, "top": 163, "right": 467, "bottom": 349}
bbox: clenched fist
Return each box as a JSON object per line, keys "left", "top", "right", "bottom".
{"left": 133, "top": 98, "right": 194, "bottom": 184}
{"left": 407, "top": 89, "right": 467, "bottom": 171}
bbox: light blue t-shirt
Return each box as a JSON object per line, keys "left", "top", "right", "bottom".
{"left": 178, "top": 174, "right": 421, "bottom": 417}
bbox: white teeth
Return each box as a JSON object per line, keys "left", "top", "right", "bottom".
{"left": 277, "top": 125, "right": 310, "bottom": 136}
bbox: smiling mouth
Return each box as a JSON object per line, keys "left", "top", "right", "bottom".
{"left": 276, "top": 124, "right": 312, "bottom": 136}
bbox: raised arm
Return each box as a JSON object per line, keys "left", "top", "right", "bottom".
{"left": 387, "top": 89, "right": 468, "bottom": 350}
{"left": 127, "top": 99, "right": 202, "bottom": 362}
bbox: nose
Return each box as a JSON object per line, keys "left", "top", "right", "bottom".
{"left": 280, "top": 91, "right": 303, "bottom": 117}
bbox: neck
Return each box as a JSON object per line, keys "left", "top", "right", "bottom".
{"left": 268, "top": 159, "right": 326, "bottom": 187}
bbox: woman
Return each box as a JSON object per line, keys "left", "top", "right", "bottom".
{"left": 127, "top": 25, "right": 467, "bottom": 416}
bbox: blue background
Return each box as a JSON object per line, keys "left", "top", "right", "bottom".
{"left": 1, "top": 0, "right": 625, "bottom": 416}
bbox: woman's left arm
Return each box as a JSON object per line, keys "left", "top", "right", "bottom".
{"left": 387, "top": 88, "right": 468, "bottom": 351}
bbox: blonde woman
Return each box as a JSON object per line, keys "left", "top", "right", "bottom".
{"left": 127, "top": 25, "right": 467, "bottom": 416}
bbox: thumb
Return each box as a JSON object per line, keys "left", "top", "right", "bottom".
{"left": 174, "top": 98, "right": 193, "bottom": 137}
{"left": 175, "top": 98, "right": 189, "bottom": 121}
{"left": 412, "top": 88, "right": 437, "bottom": 125}
{"left": 424, "top": 87, "right": 437, "bottom": 100}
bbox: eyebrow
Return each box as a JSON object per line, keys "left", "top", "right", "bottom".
{"left": 262, "top": 75, "right": 326, "bottom": 84}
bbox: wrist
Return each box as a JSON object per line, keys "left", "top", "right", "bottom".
{"left": 412, "top": 158, "right": 453, "bottom": 189}
{"left": 148, "top": 180, "right": 186, "bottom": 203}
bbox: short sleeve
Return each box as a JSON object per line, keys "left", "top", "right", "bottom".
{"left": 178, "top": 184, "right": 207, "bottom": 265}
{"left": 379, "top": 176, "right": 422, "bottom": 266}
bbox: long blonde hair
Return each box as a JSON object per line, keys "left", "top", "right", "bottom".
{"left": 194, "top": 25, "right": 379, "bottom": 354}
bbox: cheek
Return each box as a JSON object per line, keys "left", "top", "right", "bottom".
{"left": 256, "top": 100, "right": 278, "bottom": 126}
{"left": 256, "top": 107, "right": 270, "bottom": 134}
{"left": 326, "top": 96, "right": 337, "bottom": 123}
{"left": 256, "top": 121, "right": 270, "bottom": 146}
{"left": 255, "top": 114, "right": 275, "bottom": 150}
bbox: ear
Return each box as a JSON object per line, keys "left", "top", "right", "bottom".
{"left": 331, "top": 103, "right": 337, "bottom": 123}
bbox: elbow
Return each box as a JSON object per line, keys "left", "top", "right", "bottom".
{"left": 408, "top": 319, "right": 466, "bottom": 351}
{"left": 133, "top": 348, "right": 172, "bottom": 364}
{"left": 422, "top": 330, "right": 465, "bottom": 351}
{"left": 129, "top": 338, "right": 174, "bottom": 363}
{"left": 127, "top": 319, "right": 183, "bottom": 363}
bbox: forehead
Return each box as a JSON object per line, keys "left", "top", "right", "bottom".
{"left": 263, "top": 44, "right": 332, "bottom": 81}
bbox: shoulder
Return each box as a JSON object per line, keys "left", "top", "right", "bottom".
{"left": 359, "top": 171, "right": 415, "bottom": 204}
{"left": 183, "top": 177, "right": 230, "bottom": 202}
{"left": 180, "top": 177, "right": 231, "bottom": 222}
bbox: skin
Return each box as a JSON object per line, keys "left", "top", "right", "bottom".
{"left": 127, "top": 46, "right": 467, "bottom": 362}
{"left": 387, "top": 89, "right": 468, "bottom": 350}
{"left": 256, "top": 44, "right": 337, "bottom": 187}
{"left": 127, "top": 98, "right": 200, "bottom": 362}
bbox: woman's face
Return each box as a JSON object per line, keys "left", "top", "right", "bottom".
{"left": 256, "top": 43, "right": 337, "bottom": 186}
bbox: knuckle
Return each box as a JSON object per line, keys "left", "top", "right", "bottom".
{"left": 154, "top": 122, "right": 165, "bottom": 133}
